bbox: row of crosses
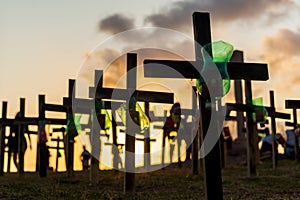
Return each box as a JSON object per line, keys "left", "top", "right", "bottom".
{"left": 1, "top": 11, "right": 298, "bottom": 200}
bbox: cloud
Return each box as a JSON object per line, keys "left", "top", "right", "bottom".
{"left": 263, "top": 29, "right": 300, "bottom": 57}
{"left": 99, "top": 14, "right": 135, "bottom": 34}
{"left": 254, "top": 29, "right": 300, "bottom": 103}
{"left": 260, "top": 28, "right": 300, "bottom": 78}
{"left": 144, "top": 0, "right": 295, "bottom": 31}
{"left": 79, "top": 48, "right": 126, "bottom": 87}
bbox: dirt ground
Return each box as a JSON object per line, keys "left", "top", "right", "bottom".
{"left": 1, "top": 157, "right": 300, "bottom": 199}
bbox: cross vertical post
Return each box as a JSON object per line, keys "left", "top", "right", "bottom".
{"left": 112, "top": 118, "right": 119, "bottom": 170}
{"left": 0, "top": 102, "right": 7, "bottom": 176}
{"left": 90, "top": 108, "right": 101, "bottom": 183}
{"left": 124, "top": 53, "right": 137, "bottom": 193}
{"left": 244, "top": 81, "right": 257, "bottom": 176}
{"left": 144, "top": 101, "right": 150, "bottom": 170}
{"left": 55, "top": 138, "right": 60, "bottom": 171}
{"left": 7, "top": 126, "right": 12, "bottom": 173}
{"left": 285, "top": 100, "right": 300, "bottom": 161}
{"left": 192, "top": 88, "right": 199, "bottom": 174}
{"left": 38, "top": 95, "right": 48, "bottom": 177}
{"left": 231, "top": 51, "right": 245, "bottom": 139}
{"left": 18, "top": 98, "right": 25, "bottom": 177}
{"left": 269, "top": 91, "right": 277, "bottom": 169}
{"left": 293, "top": 109, "right": 298, "bottom": 160}
{"left": 193, "top": 12, "right": 223, "bottom": 199}
{"left": 90, "top": 59, "right": 174, "bottom": 193}
{"left": 49, "top": 134, "right": 64, "bottom": 172}
{"left": 66, "top": 79, "right": 75, "bottom": 177}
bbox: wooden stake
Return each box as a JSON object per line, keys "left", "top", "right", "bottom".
{"left": 124, "top": 53, "right": 137, "bottom": 193}
{"left": 0, "top": 102, "right": 7, "bottom": 176}
{"left": 270, "top": 91, "right": 277, "bottom": 169}
{"left": 144, "top": 102, "right": 150, "bottom": 170}
{"left": 244, "top": 81, "right": 256, "bottom": 177}
{"left": 18, "top": 98, "right": 25, "bottom": 177}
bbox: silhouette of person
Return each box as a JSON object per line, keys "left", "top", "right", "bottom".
{"left": 8, "top": 112, "right": 31, "bottom": 171}
{"left": 260, "top": 128, "right": 285, "bottom": 155}
{"left": 162, "top": 103, "right": 181, "bottom": 165}
{"left": 284, "top": 129, "right": 300, "bottom": 159}
{"left": 81, "top": 145, "right": 90, "bottom": 170}
{"left": 163, "top": 103, "right": 181, "bottom": 139}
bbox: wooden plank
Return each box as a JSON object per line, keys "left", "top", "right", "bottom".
{"left": 244, "top": 81, "right": 257, "bottom": 177}
{"left": 44, "top": 104, "right": 67, "bottom": 113}
{"left": 193, "top": 12, "right": 223, "bottom": 200}
{"left": 66, "top": 79, "right": 75, "bottom": 177}
{"left": 36, "top": 95, "right": 44, "bottom": 172}
{"left": 46, "top": 118, "right": 67, "bottom": 125}
{"left": 270, "top": 91, "right": 277, "bottom": 169}
{"left": 133, "top": 91, "right": 174, "bottom": 103}
{"left": 65, "top": 98, "right": 124, "bottom": 113}
{"left": 52, "top": 127, "right": 66, "bottom": 133}
{"left": 14, "top": 118, "right": 66, "bottom": 125}
{"left": 63, "top": 98, "right": 91, "bottom": 109}
{"left": 226, "top": 103, "right": 290, "bottom": 120}
{"left": 285, "top": 99, "right": 300, "bottom": 161}
{"left": 286, "top": 100, "right": 300, "bottom": 109}
{"left": 51, "top": 138, "right": 64, "bottom": 142}
{"left": 90, "top": 112, "right": 100, "bottom": 184}
{"left": 268, "top": 112, "right": 290, "bottom": 120}
{"left": 231, "top": 50, "right": 245, "bottom": 139}
{"left": 144, "top": 101, "right": 150, "bottom": 170}
{"left": 226, "top": 103, "right": 250, "bottom": 112}
{"left": 18, "top": 98, "right": 25, "bottom": 177}
{"left": 0, "top": 118, "right": 14, "bottom": 126}
{"left": 285, "top": 121, "right": 299, "bottom": 127}
{"left": 191, "top": 87, "right": 199, "bottom": 175}
{"left": 227, "top": 62, "right": 268, "bottom": 81}
{"left": 293, "top": 109, "right": 298, "bottom": 161}
{"left": 0, "top": 102, "right": 7, "bottom": 176}
{"left": 91, "top": 87, "right": 174, "bottom": 104}
{"left": 143, "top": 60, "right": 200, "bottom": 79}
{"left": 144, "top": 60, "right": 268, "bottom": 81}
{"left": 125, "top": 53, "right": 136, "bottom": 193}
{"left": 38, "top": 95, "right": 48, "bottom": 177}
{"left": 47, "top": 146, "right": 63, "bottom": 149}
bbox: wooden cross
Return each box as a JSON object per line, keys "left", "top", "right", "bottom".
{"left": 63, "top": 80, "right": 104, "bottom": 179}
{"left": 89, "top": 53, "right": 174, "bottom": 193}
{"left": 0, "top": 101, "right": 13, "bottom": 176}
{"left": 269, "top": 91, "right": 290, "bottom": 168}
{"left": 0, "top": 98, "right": 66, "bottom": 176}
{"left": 64, "top": 86, "right": 120, "bottom": 183}
{"left": 61, "top": 79, "right": 88, "bottom": 177}
{"left": 38, "top": 94, "right": 68, "bottom": 177}
{"left": 50, "top": 127, "right": 65, "bottom": 172}
{"left": 285, "top": 100, "right": 300, "bottom": 160}
{"left": 135, "top": 101, "right": 156, "bottom": 171}
{"left": 2, "top": 97, "right": 64, "bottom": 177}
{"left": 152, "top": 89, "right": 198, "bottom": 171}
{"left": 227, "top": 91, "right": 290, "bottom": 169}
{"left": 230, "top": 51, "right": 245, "bottom": 139}
{"left": 143, "top": 12, "right": 268, "bottom": 200}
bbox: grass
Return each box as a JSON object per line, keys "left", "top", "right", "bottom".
{"left": 1, "top": 159, "right": 300, "bottom": 199}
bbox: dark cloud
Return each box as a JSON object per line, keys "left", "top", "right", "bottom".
{"left": 144, "top": 0, "right": 294, "bottom": 31}
{"left": 99, "top": 14, "right": 135, "bottom": 34}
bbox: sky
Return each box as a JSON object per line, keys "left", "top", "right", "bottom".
{"left": 1, "top": 0, "right": 300, "bottom": 171}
